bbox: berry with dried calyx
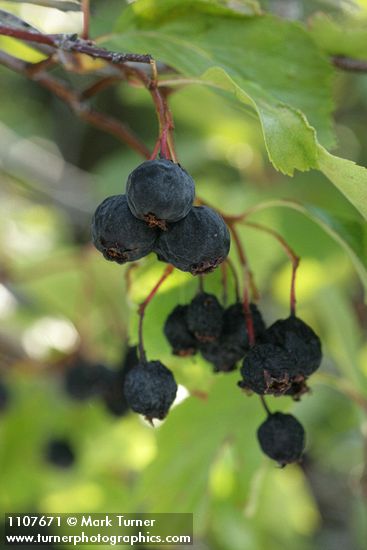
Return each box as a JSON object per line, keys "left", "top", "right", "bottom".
{"left": 186, "top": 292, "right": 224, "bottom": 342}
{"left": 92, "top": 194, "right": 159, "bottom": 264}
{"left": 257, "top": 412, "right": 305, "bottom": 466}
{"left": 123, "top": 360, "right": 177, "bottom": 421}
{"left": 155, "top": 206, "right": 230, "bottom": 275}
{"left": 264, "top": 316, "right": 322, "bottom": 376}
{"left": 239, "top": 343, "right": 297, "bottom": 395}
{"left": 126, "top": 159, "right": 195, "bottom": 229}
{"left": 164, "top": 305, "right": 197, "bottom": 356}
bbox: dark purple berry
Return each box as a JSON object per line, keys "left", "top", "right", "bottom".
{"left": 164, "top": 305, "right": 197, "bottom": 356}
{"left": 126, "top": 159, "right": 195, "bottom": 229}
{"left": 200, "top": 303, "right": 266, "bottom": 372}
{"left": 186, "top": 292, "right": 224, "bottom": 342}
{"left": 102, "top": 346, "right": 139, "bottom": 417}
{"left": 257, "top": 412, "right": 305, "bottom": 466}
{"left": 45, "top": 439, "right": 75, "bottom": 468}
{"left": 264, "top": 316, "right": 322, "bottom": 376}
{"left": 154, "top": 206, "right": 230, "bottom": 275}
{"left": 239, "top": 343, "right": 298, "bottom": 395}
{"left": 91, "top": 194, "right": 158, "bottom": 264}
{"left": 64, "top": 360, "right": 111, "bottom": 401}
{"left": 123, "top": 361, "right": 177, "bottom": 420}
{"left": 200, "top": 340, "right": 238, "bottom": 372}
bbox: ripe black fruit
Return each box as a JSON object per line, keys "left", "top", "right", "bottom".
{"left": 200, "top": 303, "right": 266, "bottom": 372}
{"left": 102, "top": 346, "right": 139, "bottom": 417}
{"left": 257, "top": 412, "right": 305, "bottom": 466}
{"left": 45, "top": 439, "right": 75, "bottom": 468}
{"left": 123, "top": 361, "right": 177, "bottom": 420}
{"left": 126, "top": 159, "right": 195, "bottom": 228}
{"left": 64, "top": 360, "right": 111, "bottom": 401}
{"left": 164, "top": 305, "right": 197, "bottom": 356}
{"left": 92, "top": 194, "right": 159, "bottom": 264}
{"left": 239, "top": 343, "right": 297, "bottom": 395}
{"left": 186, "top": 292, "right": 224, "bottom": 342}
{"left": 155, "top": 206, "right": 230, "bottom": 274}
{"left": 265, "top": 316, "right": 322, "bottom": 376}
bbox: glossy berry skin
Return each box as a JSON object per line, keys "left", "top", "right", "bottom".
{"left": 102, "top": 346, "right": 139, "bottom": 417}
{"left": 257, "top": 412, "right": 305, "bottom": 466}
{"left": 123, "top": 361, "right": 177, "bottom": 420}
{"left": 186, "top": 292, "right": 224, "bottom": 342}
{"left": 164, "top": 305, "right": 197, "bottom": 356}
{"left": 239, "top": 343, "right": 297, "bottom": 395}
{"left": 92, "top": 194, "right": 158, "bottom": 264}
{"left": 155, "top": 206, "right": 230, "bottom": 275}
{"left": 264, "top": 316, "right": 322, "bottom": 376}
{"left": 64, "top": 361, "right": 111, "bottom": 401}
{"left": 45, "top": 439, "right": 75, "bottom": 468}
{"left": 126, "top": 159, "right": 195, "bottom": 228}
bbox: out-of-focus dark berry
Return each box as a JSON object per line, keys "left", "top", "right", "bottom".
{"left": 264, "top": 316, "right": 322, "bottom": 376}
{"left": 186, "top": 292, "right": 224, "bottom": 342}
{"left": 123, "top": 361, "right": 177, "bottom": 420}
{"left": 45, "top": 439, "right": 75, "bottom": 468}
{"left": 64, "top": 360, "right": 111, "bottom": 401}
{"left": 91, "top": 194, "right": 159, "bottom": 264}
{"left": 102, "top": 346, "right": 139, "bottom": 417}
{"left": 199, "top": 340, "right": 238, "bottom": 372}
{"left": 257, "top": 412, "right": 305, "bottom": 466}
{"left": 164, "top": 305, "right": 197, "bottom": 356}
{"left": 155, "top": 206, "right": 230, "bottom": 275}
{"left": 126, "top": 159, "right": 195, "bottom": 229}
{"left": 239, "top": 343, "right": 298, "bottom": 395}
{"left": 0, "top": 380, "right": 10, "bottom": 413}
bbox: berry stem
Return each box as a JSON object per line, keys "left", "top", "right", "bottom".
{"left": 242, "top": 221, "right": 300, "bottom": 317}
{"left": 220, "top": 262, "right": 228, "bottom": 306}
{"left": 228, "top": 224, "right": 258, "bottom": 346}
{"left": 137, "top": 264, "right": 174, "bottom": 362}
{"left": 81, "top": 0, "right": 90, "bottom": 40}
{"left": 259, "top": 395, "right": 272, "bottom": 417}
{"left": 225, "top": 257, "right": 241, "bottom": 302}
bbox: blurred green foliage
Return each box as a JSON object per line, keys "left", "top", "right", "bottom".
{"left": 0, "top": 1, "right": 366, "bottom": 549}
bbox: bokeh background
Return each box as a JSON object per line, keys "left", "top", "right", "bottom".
{"left": 0, "top": 1, "right": 367, "bottom": 549}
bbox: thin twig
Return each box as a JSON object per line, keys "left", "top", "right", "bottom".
{"left": 137, "top": 265, "right": 174, "bottom": 362}
{"left": 0, "top": 25, "right": 152, "bottom": 65}
{"left": 332, "top": 55, "right": 367, "bottom": 73}
{"left": 0, "top": 50, "right": 150, "bottom": 158}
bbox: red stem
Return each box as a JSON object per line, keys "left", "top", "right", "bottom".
{"left": 225, "top": 257, "right": 240, "bottom": 302}
{"left": 242, "top": 221, "right": 300, "bottom": 317}
{"left": 229, "top": 224, "right": 256, "bottom": 346}
{"left": 81, "top": 0, "right": 90, "bottom": 40}
{"left": 138, "top": 265, "right": 174, "bottom": 362}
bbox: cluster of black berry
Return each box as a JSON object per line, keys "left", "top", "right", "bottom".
{"left": 164, "top": 291, "right": 322, "bottom": 466}
{"left": 92, "top": 159, "right": 230, "bottom": 274}
{"left": 164, "top": 292, "right": 265, "bottom": 372}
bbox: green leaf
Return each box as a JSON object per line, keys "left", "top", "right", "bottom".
{"left": 309, "top": 12, "right": 367, "bottom": 58}
{"left": 108, "top": 0, "right": 334, "bottom": 156}
{"left": 317, "top": 146, "right": 367, "bottom": 221}
{"left": 245, "top": 199, "right": 367, "bottom": 294}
